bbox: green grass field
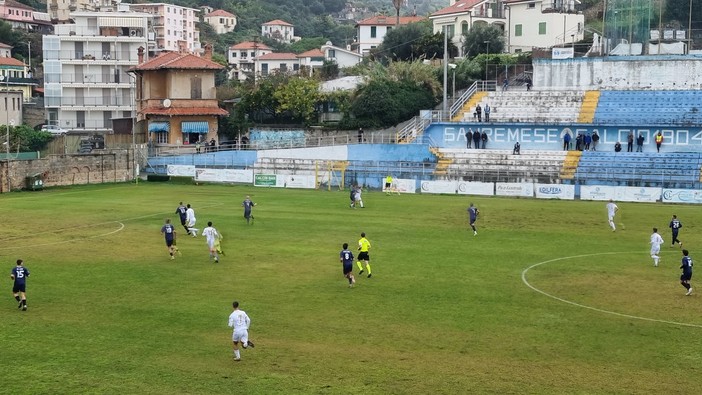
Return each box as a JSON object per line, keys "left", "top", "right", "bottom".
{"left": 2, "top": 183, "right": 702, "bottom": 394}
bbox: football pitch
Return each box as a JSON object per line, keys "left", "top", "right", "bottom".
{"left": 2, "top": 183, "right": 701, "bottom": 394}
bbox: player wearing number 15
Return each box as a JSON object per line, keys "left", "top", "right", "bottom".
{"left": 10, "top": 259, "right": 29, "bottom": 311}
{"left": 340, "top": 243, "right": 355, "bottom": 287}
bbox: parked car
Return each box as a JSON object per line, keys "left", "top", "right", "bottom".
{"left": 41, "top": 125, "right": 69, "bottom": 135}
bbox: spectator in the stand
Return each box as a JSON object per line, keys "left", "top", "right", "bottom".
{"left": 627, "top": 132, "right": 634, "bottom": 152}
{"left": 614, "top": 142, "right": 622, "bottom": 152}
{"left": 563, "top": 132, "right": 571, "bottom": 151}
{"left": 526, "top": 77, "right": 532, "bottom": 91}
{"left": 209, "top": 138, "right": 216, "bottom": 152}
{"left": 575, "top": 133, "right": 583, "bottom": 151}
{"left": 241, "top": 135, "right": 249, "bottom": 149}
{"left": 591, "top": 131, "right": 600, "bottom": 151}
{"left": 481, "top": 131, "right": 488, "bottom": 149}
{"left": 513, "top": 142, "right": 521, "bottom": 155}
{"left": 357, "top": 128, "right": 364, "bottom": 143}
{"left": 484, "top": 104, "right": 491, "bottom": 122}
{"left": 475, "top": 104, "right": 482, "bottom": 122}
{"left": 465, "top": 129, "right": 473, "bottom": 149}
{"left": 655, "top": 132, "right": 663, "bottom": 153}
{"left": 503, "top": 78, "right": 509, "bottom": 91}
{"left": 473, "top": 129, "right": 481, "bottom": 149}
{"left": 636, "top": 133, "right": 645, "bottom": 152}
{"left": 584, "top": 133, "right": 592, "bottom": 151}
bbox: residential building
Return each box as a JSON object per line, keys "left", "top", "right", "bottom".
{"left": 43, "top": 9, "right": 152, "bottom": 131}
{"left": 0, "top": 89, "right": 23, "bottom": 127}
{"left": 321, "top": 42, "right": 363, "bottom": 68}
{"left": 228, "top": 41, "right": 272, "bottom": 81}
{"left": 354, "top": 15, "right": 425, "bottom": 55}
{"left": 429, "top": 0, "right": 583, "bottom": 56}
{"left": 131, "top": 45, "right": 227, "bottom": 146}
{"left": 0, "top": 0, "right": 52, "bottom": 32}
{"left": 0, "top": 42, "right": 11, "bottom": 58}
{"left": 262, "top": 19, "right": 295, "bottom": 43}
{"left": 204, "top": 9, "right": 236, "bottom": 35}
{"left": 48, "top": 0, "right": 98, "bottom": 23}
{"left": 0, "top": 56, "right": 35, "bottom": 103}
{"left": 296, "top": 48, "right": 324, "bottom": 77}
{"left": 130, "top": 3, "right": 200, "bottom": 54}
{"left": 255, "top": 52, "right": 299, "bottom": 77}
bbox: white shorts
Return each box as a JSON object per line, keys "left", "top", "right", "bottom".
{"left": 207, "top": 239, "right": 216, "bottom": 249}
{"left": 608, "top": 215, "right": 615, "bottom": 221}
{"left": 232, "top": 329, "right": 248, "bottom": 344}
{"left": 187, "top": 220, "right": 196, "bottom": 227}
{"left": 651, "top": 246, "right": 660, "bottom": 255}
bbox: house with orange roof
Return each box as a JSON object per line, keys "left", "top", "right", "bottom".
{"left": 129, "top": 44, "right": 228, "bottom": 146}
{"left": 255, "top": 52, "right": 299, "bottom": 77}
{"left": 354, "top": 15, "right": 425, "bottom": 55}
{"left": 0, "top": 54, "right": 35, "bottom": 103}
{"left": 262, "top": 19, "right": 296, "bottom": 43}
{"left": 0, "top": 42, "right": 11, "bottom": 58}
{"left": 204, "top": 9, "right": 237, "bottom": 35}
{"left": 296, "top": 48, "right": 325, "bottom": 77}
{"left": 320, "top": 42, "right": 364, "bottom": 68}
{"left": 228, "top": 41, "right": 272, "bottom": 82}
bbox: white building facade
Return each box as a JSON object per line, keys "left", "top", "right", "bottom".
{"left": 130, "top": 3, "right": 200, "bottom": 54}
{"left": 228, "top": 41, "right": 272, "bottom": 82}
{"left": 355, "top": 15, "right": 425, "bottom": 55}
{"left": 262, "top": 20, "right": 295, "bottom": 43}
{"left": 42, "top": 10, "right": 151, "bottom": 131}
{"left": 320, "top": 43, "right": 363, "bottom": 68}
{"left": 204, "top": 9, "right": 236, "bottom": 35}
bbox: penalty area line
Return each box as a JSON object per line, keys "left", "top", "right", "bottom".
{"left": 521, "top": 251, "right": 702, "bottom": 329}
{"left": 0, "top": 222, "right": 126, "bottom": 251}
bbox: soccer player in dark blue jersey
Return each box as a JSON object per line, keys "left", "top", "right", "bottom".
{"left": 680, "top": 249, "right": 693, "bottom": 296}
{"left": 468, "top": 203, "right": 480, "bottom": 236}
{"left": 669, "top": 215, "right": 683, "bottom": 248}
{"left": 161, "top": 218, "right": 178, "bottom": 260}
{"left": 10, "top": 259, "right": 29, "bottom": 311}
{"left": 340, "top": 243, "right": 355, "bottom": 287}
{"left": 175, "top": 202, "right": 189, "bottom": 235}
{"left": 242, "top": 196, "right": 256, "bottom": 224}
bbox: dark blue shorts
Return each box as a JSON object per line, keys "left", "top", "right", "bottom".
{"left": 681, "top": 273, "right": 692, "bottom": 282}
{"left": 179, "top": 217, "right": 187, "bottom": 225}
{"left": 13, "top": 283, "right": 26, "bottom": 293}
{"left": 343, "top": 263, "right": 353, "bottom": 275}
{"left": 165, "top": 238, "right": 174, "bottom": 247}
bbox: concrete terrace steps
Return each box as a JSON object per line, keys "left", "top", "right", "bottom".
{"left": 574, "top": 151, "right": 702, "bottom": 186}
{"left": 464, "top": 90, "right": 585, "bottom": 124}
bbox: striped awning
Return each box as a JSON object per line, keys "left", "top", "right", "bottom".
{"left": 98, "top": 17, "right": 145, "bottom": 28}
{"left": 181, "top": 121, "right": 209, "bottom": 134}
{"left": 148, "top": 122, "right": 170, "bottom": 133}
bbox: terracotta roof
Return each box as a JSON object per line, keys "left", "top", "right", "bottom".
{"left": 0, "top": 42, "right": 12, "bottom": 49}
{"left": 356, "top": 15, "right": 425, "bottom": 26}
{"left": 131, "top": 52, "right": 223, "bottom": 71}
{"left": 297, "top": 49, "right": 324, "bottom": 58}
{"left": 0, "top": 57, "right": 27, "bottom": 67}
{"left": 229, "top": 41, "right": 272, "bottom": 50}
{"left": 206, "top": 9, "right": 235, "bottom": 18}
{"left": 141, "top": 106, "right": 228, "bottom": 116}
{"left": 3, "top": 0, "right": 35, "bottom": 11}
{"left": 430, "top": 0, "right": 483, "bottom": 17}
{"left": 257, "top": 52, "right": 298, "bottom": 60}
{"left": 263, "top": 19, "right": 293, "bottom": 26}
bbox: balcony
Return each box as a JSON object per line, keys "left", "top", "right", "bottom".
{"left": 50, "top": 50, "right": 136, "bottom": 62}
{"left": 541, "top": 0, "right": 579, "bottom": 14}
{"left": 58, "top": 97, "right": 133, "bottom": 107}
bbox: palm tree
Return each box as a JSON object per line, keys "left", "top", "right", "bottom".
{"left": 392, "top": 0, "right": 403, "bottom": 26}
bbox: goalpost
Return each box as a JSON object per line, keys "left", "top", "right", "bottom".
{"left": 315, "top": 160, "right": 348, "bottom": 191}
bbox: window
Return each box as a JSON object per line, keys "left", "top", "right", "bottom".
{"left": 250, "top": 51, "right": 255, "bottom": 57}
{"left": 527, "top": 2, "right": 535, "bottom": 8}
{"left": 280, "top": 63, "right": 287, "bottom": 72}
{"left": 446, "top": 25, "right": 455, "bottom": 39}
{"left": 232, "top": 52, "right": 237, "bottom": 58}
{"left": 261, "top": 63, "right": 268, "bottom": 76}
{"left": 241, "top": 51, "right": 247, "bottom": 59}
{"left": 190, "top": 76, "right": 202, "bottom": 99}
{"left": 387, "top": 27, "right": 392, "bottom": 33}
{"left": 461, "top": 21, "right": 469, "bottom": 35}
{"left": 370, "top": 26, "right": 377, "bottom": 38}
{"left": 515, "top": 24, "right": 523, "bottom": 37}
{"left": 220, "top": 18, "right": 224, "bottom": 24}
{"left": 293, "top": 64, "right": 299, "bottom": 71}
{"left": 538, "top": 22, "right": 546, "bottom": 35}
{"left": 328, "top": 49, "right": 336, "bottom": 58}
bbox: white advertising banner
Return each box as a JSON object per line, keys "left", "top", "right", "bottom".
{"left": 615, "top": 186, "right": 661, "bottom": 202}
{"left": 456, "top": 181, "right": 494, "bottom": 196}
{"left": 282, "top": 175, "right": 316, "bottom": 189}
{"left": 383, "top": 178, "right": 416, "bottom": 194}
{"left": 420, "top": 180, "right": 457, "bottom": 194}
{"left": 580, "top": 185, "right": 617, "bottom": 201}
{"left": 552, "top": 47, "right": 574, "bottom": 59}
{"left": 167, "top": 165, "right": 196, "bottom": 177}
{"left": 496, "top": 182, "right": 534, "bottom": 197}
{"left": 195, "top": 168, "right": 254, "bottom": 183}
{"left": 662, "top": 189, "right": 702, "bottom": 204}
{"left": 534, "top": 184, "right": 575, "bottom": 200}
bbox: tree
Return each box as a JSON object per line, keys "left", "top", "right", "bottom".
{"left": 462, "top": 24, "right": 505, "bottom": 58}
{"left": 273, "top": 77, "right": 320, "bottom": 125}
{"left": 1, "top": 125, "right": 53, "bottom": 152}
{"left": 392, "top": 0, "right": 403, "bottom": 26}
{"left": 372, "top": 20, "right": 435, "bottom": 62}
{"left": 665, "top": 0, "right": 702, "bottom": 29}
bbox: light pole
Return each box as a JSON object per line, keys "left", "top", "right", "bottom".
{"left": 449, "top": 63, "right": 457, "bottom": 99}
{"left": 442, "top": 24, "right": 448, "bottom": 116}
{"left": 484, "top": 41, "right": 490, "bottom": 81}
{"left": 1, "top": 74, "right": 10, "bottom": 192}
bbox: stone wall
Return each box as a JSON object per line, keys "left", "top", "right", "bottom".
{"left": 0, "top": 149, "right": 137, "bottom": 192}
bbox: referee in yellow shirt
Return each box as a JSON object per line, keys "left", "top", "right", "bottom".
{"left": 357, "top": 232, "right": 372, "bottom": 278}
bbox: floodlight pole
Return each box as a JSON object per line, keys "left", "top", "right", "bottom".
{"left": 442, "top": 24, "right": 448, "bottom": 117}
{"left": 1, "top": 75, "right": 10, "bottom": 192}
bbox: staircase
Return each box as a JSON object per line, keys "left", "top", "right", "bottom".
{"left": 452, "top": 92, "right": 488, "bottom": 122}
{"left": 559, "top": 151, "right": 582, "bottom": 179}
{"left": 577, "top": 90, "right": 600, "bottom": 123}
{"left": 430, "top": 147, "right": 452, "bottom": 175}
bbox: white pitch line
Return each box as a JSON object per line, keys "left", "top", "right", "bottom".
{"left": 0, "top": 222, "right": 126, "bottom": 250}
{"left": 521, "top": 251, "right": 702, "bottom": 329}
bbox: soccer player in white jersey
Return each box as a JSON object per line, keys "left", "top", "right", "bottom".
{"left": 606, "top": 199, "right": 619, "bottom": 231}
{"left": 201, "top": 221, "right": 221, "bottom": 263}
{"left": 228, "top": 301, "right": 254, "bottom": 361}
{"left": 185, "top": 204, "right": 198, "bottom": 237}
{"left": 650, "top": 228, "right": 664, "bottom": 267}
